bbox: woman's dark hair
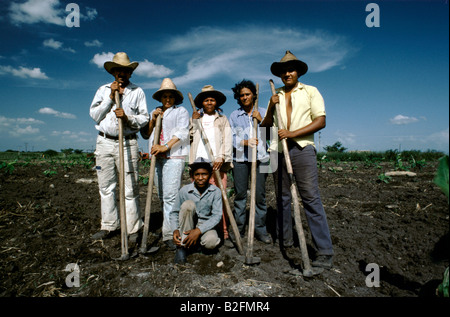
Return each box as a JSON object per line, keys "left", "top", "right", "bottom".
{"left": 231, "top": 79, "right": 257, "bottom": 106}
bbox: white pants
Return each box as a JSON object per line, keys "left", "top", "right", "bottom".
{"left": 94, "top": 136, "right": 143, "bottom": 234}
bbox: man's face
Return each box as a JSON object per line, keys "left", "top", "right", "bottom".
{"left": 193, "top": 168, "right": 211, "bottom": 189}
{"left": 280, "top": 67, "right": 299, "bottom": 87}
{"left": 239, "top": 88, "right": 254, "bottom": 108}
{"left": 112, "top": 67, "right": 132, "bottom": 86}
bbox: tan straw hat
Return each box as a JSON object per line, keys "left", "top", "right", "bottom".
{"left": 104, "top": 52, "right": 139, "bottom": 74}
{"left": 152, "top": 78, "right": 184, "bottom": 105}
{"left": 194, "top": 85, "right": 227, "bottom": 109}
{"left": 270, "top": 50, "right": 308, "bottom": 77}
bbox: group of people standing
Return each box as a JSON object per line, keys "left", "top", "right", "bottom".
{"left": 89, "top": 50, "right": 334, "bottom": 269}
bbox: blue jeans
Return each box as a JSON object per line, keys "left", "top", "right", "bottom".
{"left": 232, "top": 160, "right": 269, "bottom": 238}
{"left": 154, "top": 157, "right": 185, "bottom": 241}
{"left": 273, "top": 144, "right": 333, "bottom": 255}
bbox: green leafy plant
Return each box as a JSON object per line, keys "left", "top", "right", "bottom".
{"left": 433, "top": 155, "right": 449, "bottom": 298}
{"left": 43, "top": 169, "right": 57, "bottom": 177}
{"left": 0, "top": 160, "right": 17, "bottom": 175}
{"left": 377, "top": 173, "right": 392, "bottom": 184}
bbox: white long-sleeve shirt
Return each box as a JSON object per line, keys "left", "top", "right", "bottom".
{"left": 90, "top": 82, "right": 149, "bottom": 136}
{"left": 143, "top": 105, "right": 190, "bottom": 157}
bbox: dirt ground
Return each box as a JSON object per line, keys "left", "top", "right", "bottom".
{"left": 0, "top": 159, "right": 448, "bottom": 299}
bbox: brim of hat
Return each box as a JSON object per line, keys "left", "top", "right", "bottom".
{"left": 194, "top": 91, "right": 227, "bottom": 109}
{"left": 270, "top": 60, "right": 308, "bottom": 77}
{"left": 152, "top": 89, "right": 184, "bottom": 105}
{"left": 104, "top": 61, "right": 139, "bottom": 74}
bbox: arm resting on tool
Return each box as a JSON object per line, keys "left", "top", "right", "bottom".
{"left": 278, "top": 116, "right": 326, "bottom": 140}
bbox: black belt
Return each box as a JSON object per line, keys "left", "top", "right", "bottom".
{"left": 99, "top": 132, "right": 137, "bottom": 140}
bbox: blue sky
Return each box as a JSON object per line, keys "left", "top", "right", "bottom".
{"left": 0, "top": 0, "right": 448, "bottom": 153}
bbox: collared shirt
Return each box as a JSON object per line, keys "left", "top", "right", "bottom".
{"left": 90, "top": 82, "right": 149, "bottom": 136}
{"left": 169, "top": 182, "right": 223, "bottom": 234}
{"left": 268, "top": 82, "right": 326, "bottom": 152}
{"left": 229, "top": 107, "right": 270, "bottom": 162}
{"left": 144, "top": 105, "right": 190, "bottom": 157}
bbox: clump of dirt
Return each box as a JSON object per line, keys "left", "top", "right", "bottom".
{"left": 0, "top": 160, "right": 448, "bottom": 298}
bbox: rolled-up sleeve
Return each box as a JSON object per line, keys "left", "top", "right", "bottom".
{"left": 309, "top": 86, "right": 326, "bottom": 120}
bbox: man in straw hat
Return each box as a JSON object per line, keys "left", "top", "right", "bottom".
{"left": 261, "top": 50, "right": 334, "bottom": 269}
{"left": 141, "top": 78, "right": 189, "bottom": 251}
{"left": 90, "top": 52, "right": 149, "bottom": 243}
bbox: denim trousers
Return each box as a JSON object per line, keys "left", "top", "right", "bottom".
{"left": 232, "top": 160, "right": 269, "bottom": 238}
{"left": 154, "top": 157, "right": 185, "bottom": 241}
{"left": 272, "top": 144, "right": 333, "bottom": 255}
{"left": 94, "top": 136, "right": 143, "bottom": 234}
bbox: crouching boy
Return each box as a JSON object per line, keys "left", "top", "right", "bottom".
{"left": 169, "top": 158, "right": 222, "bottom": 264}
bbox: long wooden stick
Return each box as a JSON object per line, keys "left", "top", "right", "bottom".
{"left": 245, "top": 83, "right": 260, "bottom": 263}
{"left": 115, "top": 91, "right": 129, "bottom": 260}
{"left": 269, "top": 80, "right": 312, "bottom": 275}
{"left": 188, "top": 93, "right": 244, "bottom": 255}
{"left": 139, "top": 114, "right": 162, "bottom": 254}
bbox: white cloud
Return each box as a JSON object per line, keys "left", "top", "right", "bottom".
{"left": 91, "top": 52, "right": 115, "bottom": 68}
{"left": 43, "top": 38, "right": 75, "bottom": 53}
{"left": 91, "top": 53, "right": 173, "bottom": 78}
{"left": 43, "top": 38, "right": 62, "bottom": 49}
{"left": 12, "top": 125, "right": 40, "bottom": 136}
{"left": 134, "top": 59, "right": 173, "bottom": 78}
{"left": 0, "top": 65, "right": 49, "bottom": 79}
{"left": 390, "top": 114, "right": 419, "bottom": 125}
{"left": 427, "top": 128, "right": 449, "bottom": 147}
{"left": 0, "top": 115, "right": 44, "bottom": 128}
{"left": 146, "top": 25, "right": 354, "bottom": 88}
{"left": 9, "top": 0, "right": 97, "bottom": 26}
{"left": 334, "top": 130, "right": 357, "bottom": 146}
{"left": 83, "top": 7, "right": 98, "bottom": 21}
{"left": 9, "top": 0, "right": 66, "bottom": 26}
{"left": 85, "top": 39, "right": 103, "bottom": 47}
{"left": 0, "top": 115, "right": 44, "bottom": 138}
{"left": 38, "top": 107, "right": 76, "bottom": 119}
{"left": 51, "top": 130, "right": 90, "bottom": 142}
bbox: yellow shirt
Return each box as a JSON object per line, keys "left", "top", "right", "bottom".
{"left": 268, "top": 82, "right": 326, "bottom": 152}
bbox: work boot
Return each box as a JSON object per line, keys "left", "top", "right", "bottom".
{"left": 129, "top": 228, "right": 142, "bottom": 244}
{"left": 256, "top": 233, "right": 273, "bottom": 244}
{"left": 174, "top": 247, "right": 187, "bottom": 264}
{"left": 91, "top": 230, "right": 115, "bottom": 240}
{"left": 164, "top": 240, "right": 176, "bottom": 251}
{"left": 312, "top": 255, "right": 333, "bottom": 269}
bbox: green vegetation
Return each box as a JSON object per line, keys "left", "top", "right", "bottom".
{"left": 433, "top": 155, "right": 449, "bottom": 298}
{"left": 0, "top": 149, "right": 95, "bottom": 175}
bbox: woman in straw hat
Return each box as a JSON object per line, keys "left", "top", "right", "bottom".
{"left": 261, "top": 50, "right": 334, "bottom": 269}
{"left": 190, "top": 85, "right": 233, "bottom": 242}
{"left": 89, "top": 52, "right": 149, "bottom": 242}
{"left": 141, "top": 78, "right": 190, "bottom": 250}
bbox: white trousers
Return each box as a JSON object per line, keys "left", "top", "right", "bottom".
{"left": 94, "top": 136, "right": 143, "bottom": 234}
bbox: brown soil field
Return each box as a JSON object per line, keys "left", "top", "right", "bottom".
{"left": 0, "top": 160, "right": 448, "bottom": 303}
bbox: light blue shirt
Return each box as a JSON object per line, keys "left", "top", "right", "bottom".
{"left": 229, "top": 107, "right": 270, "bottom": 162}
{"left": 169, "top": 182, "right": 223, "bottom": 234}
